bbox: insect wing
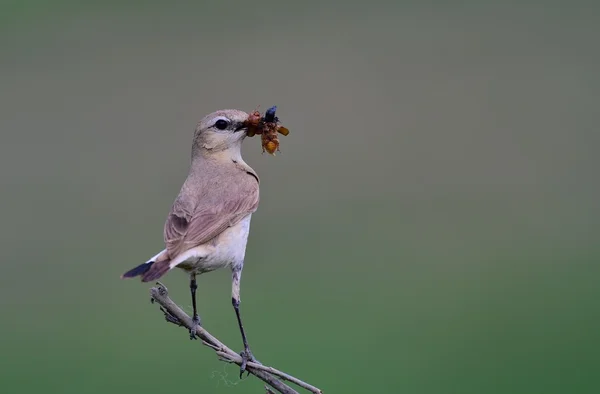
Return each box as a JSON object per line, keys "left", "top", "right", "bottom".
{"left": 264, "top": 106, "right": 277, "bottom": 123}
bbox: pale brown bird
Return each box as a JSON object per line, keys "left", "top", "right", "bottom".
{"left": 121, "top": 109, "right": 260, "bottom": 376}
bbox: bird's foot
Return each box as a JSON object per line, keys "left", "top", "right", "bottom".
{"left": 239, "top": 348, "right": 261, "bottom": 378}
{"left": 189, "top": 314, "right": 201, "bottom": 340}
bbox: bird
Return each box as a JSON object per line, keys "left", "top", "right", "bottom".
{"left": 121, "top": 109, "right": 260, "bottom": 376}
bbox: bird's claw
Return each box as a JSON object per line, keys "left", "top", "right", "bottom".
{"left": 239, "top": 349, "right": 259, "bottom": 378}
{"left": 189, "top": 315, "right": 201, "bottom": 340}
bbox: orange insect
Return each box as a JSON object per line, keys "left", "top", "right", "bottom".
{"left": 245, "top": 108, "right": 262, "bottom": 137}
{"left": 243, "top": 105, "right": 289, "bottom": 155}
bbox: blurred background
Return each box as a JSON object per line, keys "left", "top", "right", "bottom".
{"left": 1, "top": 1, "right": 598, "bottom": 393}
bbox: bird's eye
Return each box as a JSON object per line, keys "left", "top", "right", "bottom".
{"left": 214, "top": 119, "right": 229, "bottom": 130}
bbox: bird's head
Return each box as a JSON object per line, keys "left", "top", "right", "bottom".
{"left": 192, "top": 109, "right": 250, "bottom": 155}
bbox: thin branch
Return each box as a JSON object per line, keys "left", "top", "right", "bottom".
{"left": 149, "top": 283, "right": 323, "bottom": 394}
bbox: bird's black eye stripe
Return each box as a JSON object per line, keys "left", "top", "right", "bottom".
{"left": 214, "top": 119, "right": 229, "bottom": 130}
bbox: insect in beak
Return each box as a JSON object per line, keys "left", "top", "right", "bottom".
{"left": 243, "top": 106, "right": 289, "bottom": 154}
{"left": 264, "top": 106, "right": 278, "bottom": 123}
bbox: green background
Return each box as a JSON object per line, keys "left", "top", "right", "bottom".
{"left": 1, "top": 1, "right": 598, "bottom": 393}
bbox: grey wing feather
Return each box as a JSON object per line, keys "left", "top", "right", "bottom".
{"left": 163, "top": 174, "right": 259, "bottom": 258}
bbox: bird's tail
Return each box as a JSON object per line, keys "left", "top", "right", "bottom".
{"left": 121, "top": 249, "right": 171, "bottom": 282}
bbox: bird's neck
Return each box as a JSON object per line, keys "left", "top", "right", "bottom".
{"left": 192, "top": 143, "right": 245, "bottom": 167}
{"left": 189, "top": 143, "right": 258, "bottom": 184}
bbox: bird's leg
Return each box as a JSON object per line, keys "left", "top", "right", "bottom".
{"left": 232, "top": 268, "right": 258, "bottom": 378}
{"left": 189, "top": 273, "right": 201, "bottom": 340}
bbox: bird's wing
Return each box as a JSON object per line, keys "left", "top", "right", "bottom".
{"left": 163, "top": 173, "right": 259, "bottom": 258}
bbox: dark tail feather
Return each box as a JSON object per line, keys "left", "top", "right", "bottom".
{"left": 121, "top": 261, "right": 154, "bottom": 279}
{"left": 141, "top": 260, "right": 171, "bottom": 282}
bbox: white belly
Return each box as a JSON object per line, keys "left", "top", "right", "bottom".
{"left": 170, "top": 215, "right": 252, "bottom": 274}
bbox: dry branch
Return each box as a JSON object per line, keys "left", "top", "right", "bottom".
{"left": 149, "top": 283, "right": 323, "bottom": 394}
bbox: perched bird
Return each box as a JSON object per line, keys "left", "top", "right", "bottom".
{"left": 121, "top": 109, "right": 260, "bottom": 375}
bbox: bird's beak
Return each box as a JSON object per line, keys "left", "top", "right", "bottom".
{"left": 234, "top": 122, "right": 247, "bottom": 133}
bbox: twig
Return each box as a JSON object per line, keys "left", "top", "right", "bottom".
{"left": 149, "top": 282, "right": 323, "bottom": 394}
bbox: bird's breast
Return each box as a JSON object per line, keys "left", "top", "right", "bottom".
{"left": 177, "top": 214, "right": 253, "bottom": 274}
